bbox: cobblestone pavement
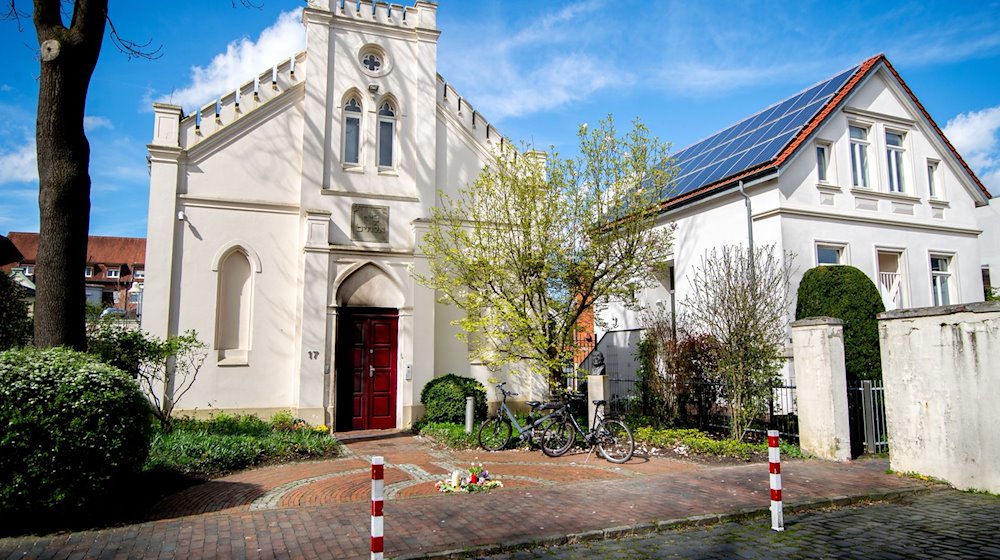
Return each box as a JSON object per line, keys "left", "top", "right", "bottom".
{"left": 477, "top": 488, "right": 1000, "bottom": 560}
{"left": 0, "top": 434, "right": 936, "bottom": 559}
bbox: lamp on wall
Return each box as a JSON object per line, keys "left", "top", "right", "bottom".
{"left": 368, "top": 83, "right": 379, "bottom": 94}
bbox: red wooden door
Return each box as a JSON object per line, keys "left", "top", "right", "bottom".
{"left": 340, "top": 310, "right": 398, "bottom": 430}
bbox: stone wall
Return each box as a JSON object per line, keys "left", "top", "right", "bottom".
{"left": 879, "top": 301, "right": 1000, "bottom": 492}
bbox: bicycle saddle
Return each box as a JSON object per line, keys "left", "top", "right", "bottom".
{"left": 592, "top": 399, "right": 607, "bottom": 406}
{"left": 526, "top": 400, "right": 541, "bottom": 408}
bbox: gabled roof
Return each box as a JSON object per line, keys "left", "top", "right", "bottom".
{"left": 3, "top": 232, "right": 146, "bottom": 267}
{"left": 660, "top": 54, "right": 991, "bottom": 211}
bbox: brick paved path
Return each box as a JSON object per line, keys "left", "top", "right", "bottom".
{"left": 479, "top": 488, "right": 1000, "bottom": 559}
{"left": 0, "top": 435, "right": 933, "bottom": 559}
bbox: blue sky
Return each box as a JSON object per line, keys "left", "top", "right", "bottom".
{"left": 2, "top": 1, "right": 999, "bottom": 238}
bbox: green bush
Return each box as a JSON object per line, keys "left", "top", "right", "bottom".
{"left": 0, "top": 274, "right": 31, "bottom": 350}
{"left": 633, "top": 426, "right": 802, "bottom": 460}
{"left": 0, "top": 347, "right": 153, "bottom": 516}
{"left": 420, "top": 374, "right": 487, "bottom": 424}
{"left": 796, "top": 265, "right": 885, "bottom": 381}
{"left": 87, "top": 318, "right": 156, "bottom": 377}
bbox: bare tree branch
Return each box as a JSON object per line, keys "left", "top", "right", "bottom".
{"left": 105, "top": 15, "right": 161, "bottom": 60}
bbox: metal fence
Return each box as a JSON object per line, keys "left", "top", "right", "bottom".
{"left": 604, "top": 374, "right": 799, "bottom": 443}
{"left": 847, "top": 380, "right": 889, "bottom": 454}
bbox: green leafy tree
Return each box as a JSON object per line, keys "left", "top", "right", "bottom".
{"left": 684, "top": 244, "right": 795, "bottom": 441}
{"left": 2, "top": 0, "right": 252, "bottom": 350}
{"left": 0, "top": 274, "right": 32, "bottom": 350}
{"left": 795, "top": 265, "right": 885, "bottom": 381}
{"left": 416, "top": 116, "right": 676, "bottom": 386}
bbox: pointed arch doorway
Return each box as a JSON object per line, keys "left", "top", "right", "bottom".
{"left": 333, "top": 263, "right": 402, "bottom": 431}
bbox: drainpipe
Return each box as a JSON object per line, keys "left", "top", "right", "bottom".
{"left": 737, "top": 180, "right": 755, "bottom": 285}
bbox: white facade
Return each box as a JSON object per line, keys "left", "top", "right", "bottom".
{"left": 598, "top": 60, "right": 992, "bottom": 374}
{"left": 144, "top": 1, "right": 541, "bottom": 429}
{"left": 976, "top": 198, "right": 1000, "bottom": 295}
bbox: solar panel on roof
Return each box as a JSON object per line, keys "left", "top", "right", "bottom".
{"left": 665, "top": 62, "right": 860, "bottom": 199}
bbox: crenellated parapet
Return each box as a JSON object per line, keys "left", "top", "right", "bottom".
{"left": 164, "top": 51, "right": 307, "bottom": 150}
{"left": 307, "top": 0, "right": 437, "bottom": 30}
{"left": 436, "top": 74, "right": 508, "bottom": 151}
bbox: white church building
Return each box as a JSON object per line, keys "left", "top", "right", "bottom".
{"left": 144, "top": 1, "right": 991, "bottom": 430}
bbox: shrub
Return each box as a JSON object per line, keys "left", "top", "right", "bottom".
{"left": 0, "top": 273, "right": 31, "bottom": 350}
{"left": 0, "top": 347, "right": 153, "bottom": 516}
{"left": 420, "top": 374, "right": 487, "bottom": 424}
{"left": 795, "top": 265, "right": 885, "bottom": 381}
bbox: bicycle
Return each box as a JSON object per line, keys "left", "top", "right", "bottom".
{"left": 539, "top": 395, "right": 634, "bottom": 463}
{"left": 478, "top": 382, "right": 564, "bottom": 451}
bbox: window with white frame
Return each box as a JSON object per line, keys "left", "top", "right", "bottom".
{"left": 84, "top": 266, "right": 93, "bottom": 278}
{"left": 106, "top": 267, "right": 120, "bottom": 279}
{"left": 343, "top": 97, "right": 362, "bottom": 165}
{"left": 134, "top": 268, "right": 145, "bottom": 280}
{"left": 816, "top": 143, "right": 830, "bottom": 183}
{"left": 927, "top": 160, "right": 940, "bottom": 199}
{"left": 816, "top": 243, "right": 845, "bottom": 266}
{"left": 377, "top": 101, "right": 396, "bottom": 168}
{"left": 849, "top": 125, "right": 870, "bottom": 188}
{"left": 930, "top": 254, "right": 952, "bottom": 306}
{"left": 24, "top": 265, "right": 34, "bottom": 276}
{"left": 885, "top": 130, "right": 906, "bottom": 193}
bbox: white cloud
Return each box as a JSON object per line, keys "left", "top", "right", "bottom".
{"left": 84, "top": 116, "right": 114, "bottom": 132}
{"left": 0, "top": 84, "right": 11, "bottom": 93}
{"left": 944, "top": 105, "right": 1000, "bottom": 195}
{"left": 160, "top": 8, "right": 305, "bottom": 111}
{"left": 439, "top": 1, "right": 617, "bottom": 121}
{"left": 0, "top": 140, "right": 37, "bottom": 184}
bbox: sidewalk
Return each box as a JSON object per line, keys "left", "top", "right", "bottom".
{"left": 0, "top": 435, "right": 933, "bottom": 559}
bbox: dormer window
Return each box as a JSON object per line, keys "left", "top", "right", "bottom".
{"left": 84, "top": 266, "right": 93, "bottom": 278}
{"left": 107, "top": 267, "right": 120, "bottom": 279}
{"left": 134, "top": 268, "right": 145, "bottom": 280}
{"left": 343, "top": 97, "right": 363, "bottom": 166}
{"left": 377, "top": 101, "right": 396, "bottom": 168}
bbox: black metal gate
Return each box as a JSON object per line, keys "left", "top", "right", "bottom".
{"left": 847, "top": 380, "right": 889, "bottom": 457}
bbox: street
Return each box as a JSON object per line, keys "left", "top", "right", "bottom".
{"left": 479, "top": 489, "right": 1000, "bottom": 559}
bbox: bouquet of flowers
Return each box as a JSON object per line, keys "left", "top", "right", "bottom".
{"left": 435, "top": 458, "right": 503, "bottom": 493}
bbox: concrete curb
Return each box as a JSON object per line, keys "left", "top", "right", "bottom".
{"left": 392, "top": 485, "right": 941, "bottom": 560}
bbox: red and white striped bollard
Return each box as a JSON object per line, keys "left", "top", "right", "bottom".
{"left": 371, "top": 456, "right": 385, "bottom": 559}
{"left": 768, "top": 430, "right": 784, "bottom": 531}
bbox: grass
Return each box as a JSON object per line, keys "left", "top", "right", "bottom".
{"left": 634, "top": 426, "right": 803, "bottom": 461}
{"left": 145, "top": 412, "right": 340, "bottom": 478}
{"left": 417, "top": 418, "right": 802, "bottom": 461}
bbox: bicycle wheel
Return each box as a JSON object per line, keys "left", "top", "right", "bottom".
{"left": 595, "top": 419, "right": 634, "bottom": 463}
{"left": 540, "top": 416, "right": 576, "bottom": 457}
{"left": 478, "top": 417, "right": 513, "bottom": 451}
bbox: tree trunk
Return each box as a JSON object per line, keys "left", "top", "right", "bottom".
{"left": 32, "top": 0, "right": 107, "bottom": 349}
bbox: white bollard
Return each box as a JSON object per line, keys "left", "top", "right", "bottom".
{"left": 465, "top": 396, "right": 474, "bottom": 434}
{"left": 768, "top": 430, "right": 784, "bottom": 531}
{"left": 371, "top": 456, "right": 384, "bottom": 559}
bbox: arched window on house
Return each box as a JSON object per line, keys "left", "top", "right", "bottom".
{"left": 377, "top": 100, "right": 396, "bottom": 168}
{"left": 343, "top": 96, "right": 363, "bottom": 166}
{"left": 216, "top": 248, "right": 253, "bottom": 363}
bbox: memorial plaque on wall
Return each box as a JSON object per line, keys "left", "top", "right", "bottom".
{"left": 351, "top": 204, "right": 389, "bottom": 243}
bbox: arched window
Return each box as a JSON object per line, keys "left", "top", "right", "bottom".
{"left": 377, "top": 101, "right": 396, "bottom": 168}
{"left": 217, "top": 249, "right": 252, "bottom": 362}
{"left": 343, "top": 96, "right": 362, "bottom": 165}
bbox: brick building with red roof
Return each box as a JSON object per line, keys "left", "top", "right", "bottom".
{"left": 2, "top": 232, "right": 146, "bottom": 316}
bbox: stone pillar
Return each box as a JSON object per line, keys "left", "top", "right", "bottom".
{"left": 791, "top": 317, "right": 851, "bottom": 461}
{"left": 296, "top": 210, "right": 332, "bottom": 426}
{"left": 587, "top": 374, "right": 610, "bottom": 429}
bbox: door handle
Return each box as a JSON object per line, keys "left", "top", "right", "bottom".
{"left": 369, "top": 365, "right": 375, "bottom": 378}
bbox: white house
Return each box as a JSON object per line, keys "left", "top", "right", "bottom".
{"left": 144, "top": 2, "right": 991, "bottom": 430}
{"left": 977, "top": 199, "right": 1000, "bottom": 296}
{"left": 598, "top": 54, "right": 992, "bottom": 381}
